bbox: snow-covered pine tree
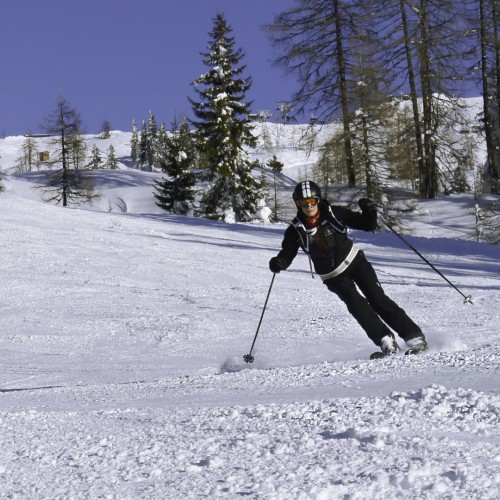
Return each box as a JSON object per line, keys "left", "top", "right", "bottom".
{"left": 88, "top": 144, "right": 102, "bottom": 169}
{"left": 158, "top": 122, "right": 168, "bottom": 154}
{"left": 146, "top": 111, "right": 158, "bottom": 168}
{"left": 106, "top": 144, "right": 118, "bottom": 169}
{"left": 130, "top": 119, "right": 139, "bottom": 163}
{"left": 154, "top": 118, "right": 196, "bottom": 214}
{"left": 139, "top": 120, "right": 148, "bottom": 168}
{"left": 189, "top": 12, "right": 266, "bottom": 222}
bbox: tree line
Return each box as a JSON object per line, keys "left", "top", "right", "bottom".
{"left": 150, "top": 13, "right": 267, "bottom": 222}
{"left": 268, "top": 0, "right": 500, "bottom": 200}
{"left": 14, "top": 13, "right": 267, "bottom": 221}
{"left": 8, "top": 6, "right": 499, "bottom": 237}
{"left": 16, "top": 104, "right": 118, "bottom": 206}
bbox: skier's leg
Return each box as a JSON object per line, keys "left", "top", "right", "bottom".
{"left": 324, "top": 274, "right": 394, "bottom": 346}
{"left": 350, "top": 252, "right": 424, "bottom": 342}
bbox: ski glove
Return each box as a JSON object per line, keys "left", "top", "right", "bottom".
{"left": 358, "top": 198, "right": 377, "bottom": 216}
{"left": 269, "top": 256, "right": 284, "bottom": 274}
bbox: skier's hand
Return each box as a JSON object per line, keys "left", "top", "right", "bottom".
{"left": 269, "top": 256, "right": 284, "bottom": 274}
{"left": 358, "top": 198, "right": 377, "bottom": 215}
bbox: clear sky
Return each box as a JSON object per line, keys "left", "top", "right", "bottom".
{"left": 1, "top": 0, "right": 297, "bottom": 137}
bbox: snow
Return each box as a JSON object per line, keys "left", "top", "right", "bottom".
{"left": 1, "top": 126, "right": 500, "bottom": 499}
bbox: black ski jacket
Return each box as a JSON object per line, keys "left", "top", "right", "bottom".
{"left": 275, "top": 200, "right": 376, "bottom": 276}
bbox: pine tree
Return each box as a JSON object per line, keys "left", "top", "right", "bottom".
{"left": 130, "top": 119, "right": 139, "bottom": 163}
{"left": 189, "top": 13, "right": 266, "bottom": 222}
{"left": 106, "top": 144, "right": 118, "bottom": 169}
{"left": 146, "top": 110, "right": 158, "bottom": 168}
{"left": 158, "top": 122, "right": 168, "bottom": 155}
{"left": 139, "top": 120, "right": 148, "bottom": 167}
{"left": 154, "top": 119, "right": 196, "bottom": 214}
{"left": 88, "top": 144, "right": 102, "bottom": 169}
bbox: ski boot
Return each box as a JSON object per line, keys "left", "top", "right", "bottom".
{"left": 370, "top": 334, "right": 401, "bottom": 360}
{"left": 405, "top": 336, "right": 428, "bottom": 356}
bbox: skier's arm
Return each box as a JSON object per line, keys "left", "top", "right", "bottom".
{"left": 269, "top": 225, "right": 300, "bottom": 273}
{"left": 332, "top": 199, "right": 377, "bottom": 232}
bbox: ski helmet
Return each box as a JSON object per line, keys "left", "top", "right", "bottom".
{"left": 292, "top": 181, "right": 321, "bottom": 202}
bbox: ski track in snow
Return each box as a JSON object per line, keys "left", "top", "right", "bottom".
{"left": 1, "top": 130, "right": 500, "bottom": 498}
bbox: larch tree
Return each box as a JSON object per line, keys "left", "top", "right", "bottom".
{"left": 39, "top": 96, "right": 98, "bottom": 207}
{"left": 476, "top": 0, "right": 500, "bottom": 193}
{"left": 17, "top": 132, "right": 40, "bottom": 172}
{"left": 375, "top": 0, "right": 477, "bottom": 197}
{"left": 347, "top": 11, "right": 395, "bottom": 202}
{"left": 268, "top": 0, "right": 360, "bottom": 187}
{"left": 101, "top": 120, "right": 111, "bottom": 139}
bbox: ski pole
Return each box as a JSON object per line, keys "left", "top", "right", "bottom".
{"left": 380, "top": 217, "right": 473, "bottom": 304}
{"left": 243, "top": 273, "right": 276, "bottom": 363}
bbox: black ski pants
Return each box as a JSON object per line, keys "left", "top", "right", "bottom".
{"left": 323, "top": 251, "right": 423, "bottom": 346}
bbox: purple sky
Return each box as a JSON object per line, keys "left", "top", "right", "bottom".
{"left": 1, "top": 0, "right": 297, "bottom": 137}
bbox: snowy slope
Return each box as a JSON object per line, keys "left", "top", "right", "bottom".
{"left": 1, "top": 122, "right": 500, "bottom": 498}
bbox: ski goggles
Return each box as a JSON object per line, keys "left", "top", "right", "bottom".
{"left": 296, "top": 197, "right": 319, "bottom": 208}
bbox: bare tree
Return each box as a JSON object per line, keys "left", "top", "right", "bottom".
{"left": 371, "top": 0, "right": 477, "bottom": 197}
{"left": 39, "top": 96, "right": 98, "bottom": 207}
{"left": 384, "top": 100, "right": 420, "bottom": 189}
{"left": 16, "top": 133, "right": 40, "bottom": 172}
{"left": 348, "top": 21, "right": 395, "bottom": 201}
{"left": 101, "top": 120, "right": 111, "bottom": 139}
{"left": 268, "top": 0, "right": 359, "bottom": 186}
{"left": 313, "top": 131, "right": 350, "bottom": 197}
{"left": 475, "top": 0, "right": 500, "bottom": 193}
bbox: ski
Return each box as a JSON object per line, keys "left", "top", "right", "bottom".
{"left": 369, "top": 351, "right": 388, "bottom": 360}
{"left": 405, "top": 346, "right": 428, "bottom": 356}
{"left": 370, "top": 346, "right": 428, "bottom": 360}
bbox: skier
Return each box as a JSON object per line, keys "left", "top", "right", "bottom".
{"left": 269, "top": 180, "right": 428, "bottom": 357}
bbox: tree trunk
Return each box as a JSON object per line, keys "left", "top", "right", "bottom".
{"left": 61, "top": 122, "right": 68, "bottom": 207}
{"left": 480, "top": 0, "right": 496, "bottom": 193}
{"left": 400, "top": 0, "right": 425, "bottom": 195}
{"left": 418, "top": 0, "right": 438, "bottom": 198}
{"left": 333, "top": 0, "right": 356, "bottom": 187}
{"left": 492, "top": 0, "right": 500, "bottom": 192}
